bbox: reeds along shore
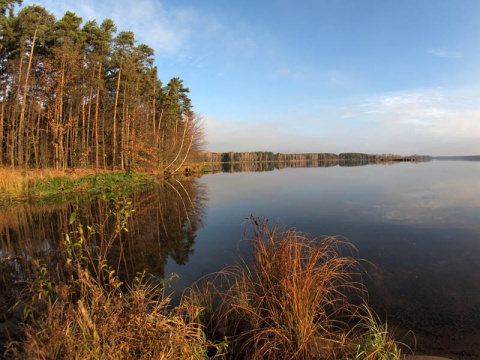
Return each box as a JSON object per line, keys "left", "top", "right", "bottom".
{"left": 3, "top": 205, "right": 408, "bottom": 359}
{"left": 0, "top": 168, "right": 160, "bottom": 202}
{"left": 0, "top": 168, "right": 98, "bottom": 201}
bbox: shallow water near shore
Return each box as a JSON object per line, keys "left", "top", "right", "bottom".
{"left": 1, "top": 160, "right": 479, "bottom": 357}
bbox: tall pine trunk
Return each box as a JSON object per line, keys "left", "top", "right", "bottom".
{"left": 112, "top": 64, "right": 121, "bottom": 169}
{"left": 18, "top": 28, "right": 38, "bottom": 168}
{"left": 94, "top": 63, "right": 101, "bottom": 169}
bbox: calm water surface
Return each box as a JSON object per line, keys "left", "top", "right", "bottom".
{"left": 1, "top": 160, "right": 479, "bottom": 357}
{"left": 165, "top": 160, "right": 480, "bottom": 357}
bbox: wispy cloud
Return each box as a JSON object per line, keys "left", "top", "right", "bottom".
{"left": 23, "top": 0, "right": 243, "bottom": 63}
{"left": 353, "top": 90, "right": 453, "bottom": 126}
{"left": 339, "top": 88, "right": 480, "bottom": 152}
{"left": 205, "top": 87, "right": 480, "bottom": 156}
{"left": 427, "top": 48, "right": 463, "bottom": 59}
{"left": 22, "top": 0, "right": 197, "bottom": 54}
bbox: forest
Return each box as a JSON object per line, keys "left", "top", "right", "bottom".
{"left": 0, "top": 1, "right": 204, "bottom": 171}
{"left": 201, "top": 151, "right": 431, "bottom": 163}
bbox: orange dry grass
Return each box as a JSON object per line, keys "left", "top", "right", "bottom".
{"left": 6, "top": 212, "right": 226, "bottom": 360}
{"left": 203, "top": 219, "right": 365, "bottom": 360}
{"left": 13, "top": 272, "right": 217, "bottom": 360}
{"left": 0, "top": 168, "right": 99, "bottom": 201}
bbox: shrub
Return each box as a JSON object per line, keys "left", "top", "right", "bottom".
{"left": 196, "top": 218, "right": 366, "bottom": 359}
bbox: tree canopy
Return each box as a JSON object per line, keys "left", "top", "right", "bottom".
{"left": 0, "top": 3, "right": 203, "bottom": 170}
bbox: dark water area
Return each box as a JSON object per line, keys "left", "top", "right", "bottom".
{"left": 1, "top": 160, "right": 480, "bottom": 358}
{"left": 0, "top": 180, "right": 207, "bottom": 334}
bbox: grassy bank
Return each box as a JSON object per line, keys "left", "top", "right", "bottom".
{"left": 3, "top": 208, "right": 409, "bottom": 359}
{"left": 0, "top": 168, "right": 159, "bottom": 203}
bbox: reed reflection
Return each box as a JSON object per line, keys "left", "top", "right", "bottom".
{"left": 0, "top": 177, "right": 207, "bottom": 324}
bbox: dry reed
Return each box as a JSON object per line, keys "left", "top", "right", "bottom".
{"left": 11, "top": 269, "right": 222, "bottom": 359}
{"left": 5, "top": 204, "right": 226, "bottom": 359}
{"left": 195, "top": 218, "right": 366, "bottom": 359}
{"left": 0, "top": 168, "right": 97, "bottom": 202}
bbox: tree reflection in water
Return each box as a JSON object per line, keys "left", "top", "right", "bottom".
{"left": 0, "top": 176, "right": 207, "bottom": 322}
{"left": 213, "top": 159, "right": 401, "bottom": 173}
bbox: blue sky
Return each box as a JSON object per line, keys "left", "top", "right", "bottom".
{"left": 22, "top": 0, "right": 480, "bottom": 155}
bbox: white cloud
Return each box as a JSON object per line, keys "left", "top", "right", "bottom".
{"left": 353, "top": 89, "right": 463, "bottom": 126}
{"left": 427, "top": 48, "right": 463, "bottom": 59}
{"left": 339, "top": 88, "right": 480, "bottom": 154}
{"left": 22, "top": 0, "right": 210, "bottom": 56}
{"left": 204, "top": 87, "right": 480, "bottom": 156}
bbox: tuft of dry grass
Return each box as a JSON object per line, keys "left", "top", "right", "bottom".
{"left": 196, "top": 218, "right": 366, "bottom": 360}
{"left": 11, "top": 269, "right": 223, "bottom": 360}
{"left": 5, "top": 204, "right": 226, "bottom": 360}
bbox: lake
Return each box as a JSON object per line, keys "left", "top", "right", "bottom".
{"left": 166, "top": 159, "right": 480, "bottom": 357}
{"left": 1, "top": 159, "right": 479, "bottom": 357}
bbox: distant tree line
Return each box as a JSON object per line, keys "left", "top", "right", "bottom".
{"left": 0, "top": 1, "right": 204, "bottom": 170}
{"left": 201, "top": 152, "right": 432, "bottom": 163}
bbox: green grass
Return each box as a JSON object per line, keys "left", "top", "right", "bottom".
{"left": 29, "top": 171, "right": 157, "bottom": 201}
{"left": 0, "top": 168, "right": 159, "bottom": 203}
{"left": 349, "top": 304, "right": 410, "bottom": 360}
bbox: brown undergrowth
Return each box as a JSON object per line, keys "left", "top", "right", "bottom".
{"left": 4, "top": 206, "right": 407, "bottom": 359}
{"left": 5, "top": 201, "right": 227, "bottom": 359}
{"left": 187, "top": 217, "right": 408, "bottom": 359}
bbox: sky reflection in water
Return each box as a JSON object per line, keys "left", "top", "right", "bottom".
{"left": 165, "top": 160, "right": 480, "bottom": 356}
